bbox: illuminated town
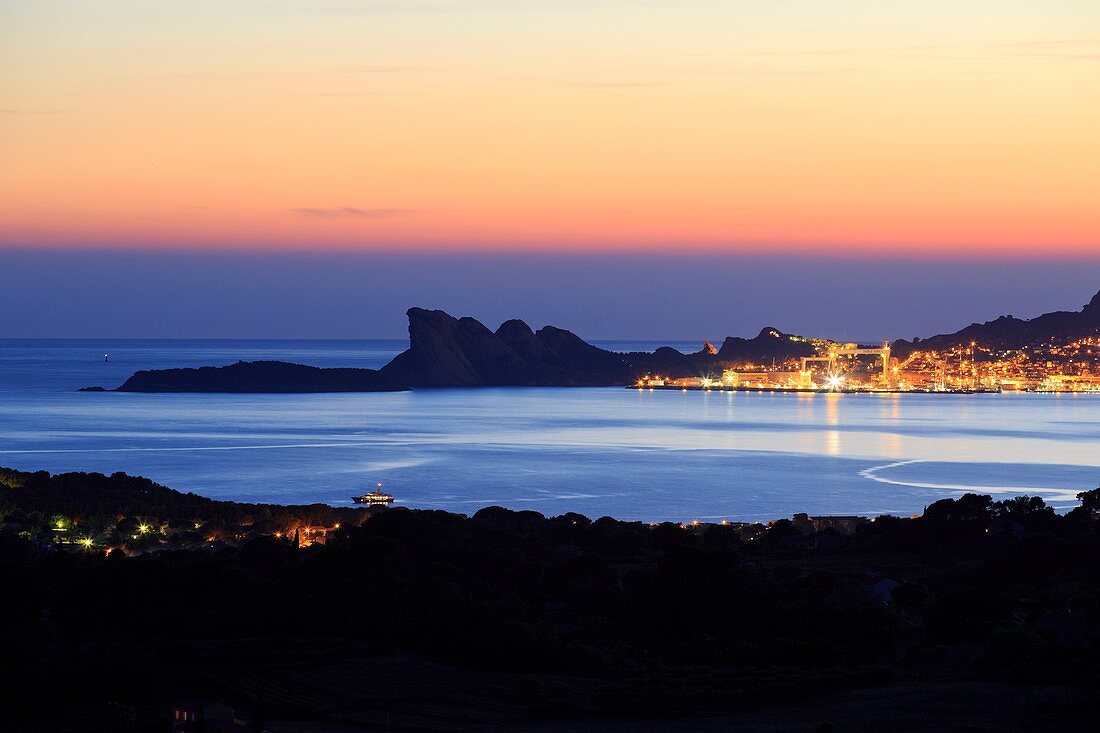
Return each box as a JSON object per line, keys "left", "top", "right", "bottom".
{"left": 637, "top": 335, "right": 1100, "bottom": 393}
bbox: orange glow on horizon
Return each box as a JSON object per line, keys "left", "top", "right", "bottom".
{"left": 1, "top": 2, "right": 1097, "bottom": 257}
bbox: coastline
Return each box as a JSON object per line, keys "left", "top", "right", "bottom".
{"left": 631, "top": 384, "right": 1004, "bottom": 395}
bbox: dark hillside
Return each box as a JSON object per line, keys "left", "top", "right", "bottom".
{"left": 2, "top": 467, "right": 1099, "bottom": 731}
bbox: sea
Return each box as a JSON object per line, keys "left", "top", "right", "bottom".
{"left": 1, "top": 339, "right": 1098, "bottom": 522}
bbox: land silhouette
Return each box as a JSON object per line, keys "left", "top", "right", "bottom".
{"left": 110, "top": 359, "right": 406, "bottom": 393}
{"left": 2, "top": 466, "right": 1099, "bottom": 731}
{"left": 87, "top": 289, "right": 1100, "bottom": 392}
{"left": 892, "top": 288, "right": 1100, "bottom": 357}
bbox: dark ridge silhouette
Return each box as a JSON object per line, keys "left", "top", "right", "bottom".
{"left": 380, "top": 307, "right": 635, "bottom": 386}
{"left": 114, "top": 359, "right": 407, "bottom": 393}
{"left": 894, "top": 288, "right": 1100, "bottom": 356}
{"left": 495, "top": 317, "right": 553, "bottom": 362}
{"left": 717, "top": 326, "right": 816, "bottom": 362}
{"left": 96, "top": 287, "right": 1100, "bottom": 392}
{"left": 380, "top": 307, "right": 816, "bottom": 386}
{"left": 96, "top": 310, "right": 821, "bottom": 391}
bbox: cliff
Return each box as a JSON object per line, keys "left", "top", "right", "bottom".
{"left": 377, "top": 308, "right": 836, "bottom": 387}
{"left": 114, "top": 360, "right": 407, "bottom": 393}
{"left": 380, "top": 308, "right": 634, "bottom": 386}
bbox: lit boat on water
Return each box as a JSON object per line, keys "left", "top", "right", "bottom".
{"left": 353, "top": 482, "right": 395, "bottom": 505}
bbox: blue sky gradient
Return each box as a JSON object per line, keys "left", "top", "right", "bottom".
{"left": 4, "top": 249, "right": 1097, "bottom": 341}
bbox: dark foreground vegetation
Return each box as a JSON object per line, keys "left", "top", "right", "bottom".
{"left": 2, "top": 467, "right": 1099, "bottom": 732}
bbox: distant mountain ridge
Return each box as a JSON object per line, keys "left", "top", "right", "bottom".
{"left": 893, "top": 289, "right": 1100, "bottom": 356}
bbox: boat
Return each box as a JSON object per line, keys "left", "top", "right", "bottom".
{"left": 353, "top": 482, "right": 395, "bottom": 505}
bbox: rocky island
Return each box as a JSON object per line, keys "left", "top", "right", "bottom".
{"left": 104, "top": 359, "right": 407, "bottom": 393}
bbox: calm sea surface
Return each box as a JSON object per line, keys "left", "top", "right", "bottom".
{"left": 1, "top": 339, "right": 1098, "bottom": 521}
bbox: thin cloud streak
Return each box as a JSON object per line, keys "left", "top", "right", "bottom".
{"left": 1, "top": 108, "right": 75, "bottom": 115}
{"left": 559, "top": 81, "right": 663, "bottom": 89}
{"left": 291, "top": 207, "right": 417, "bottom": 219}
{"left": 337, "top": 66, "right": 434, "bottom": 74}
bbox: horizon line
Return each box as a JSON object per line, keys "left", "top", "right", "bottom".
{"left": 4, "top": 243, "right": 1100, "bottom": 261}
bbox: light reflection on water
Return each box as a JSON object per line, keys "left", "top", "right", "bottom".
{"left": 0, "top": 340, "right": 1098, "bottom": 521}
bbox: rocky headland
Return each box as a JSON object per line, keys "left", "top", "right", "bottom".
{"left": 88, "top": 288, "right": 1100, "bottom": 392}
{"left": 107, "top": 360, "right": 407, "bottom": 393}
{"left": 91, "top": 309, "right": 812, "bottom": 391}
{"left": 376, "top": 307, "right": 814, "bottom": 387}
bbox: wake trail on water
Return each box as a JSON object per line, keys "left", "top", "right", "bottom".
{"left": 859, "top": 459, "right": 1081, "bottom": 501}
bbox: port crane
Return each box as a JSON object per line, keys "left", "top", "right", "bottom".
{"left": 800, "top": 343, "right": 892, "bottom": 386}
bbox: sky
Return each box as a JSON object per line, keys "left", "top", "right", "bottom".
{"left": 3, "top": 249, "right": 1098, "bottom": 341}
{"left": 1, "top": 1, "right": 1098, "bottom": 338}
